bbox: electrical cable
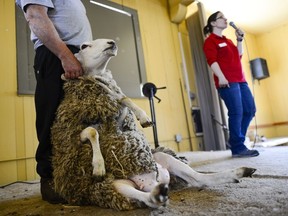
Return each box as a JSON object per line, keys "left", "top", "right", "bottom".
{"left": 0, "top": 181, "right": 39, "bottom": 189}
{"left": 243, "top": 37, "right": 259, "bottom": 148}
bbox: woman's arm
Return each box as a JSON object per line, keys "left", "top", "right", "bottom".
{"left": 235, "top": 28, "right": 244, "bottom": 56}
{"left": 210, "top": 62, "right": 229, "bottom": 87}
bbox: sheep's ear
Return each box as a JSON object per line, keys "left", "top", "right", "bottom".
{"left": 80, "top": 42, "right": 92, "bottom": 50}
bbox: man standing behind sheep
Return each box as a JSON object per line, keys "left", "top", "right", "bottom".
{"left": 15, "top": 0, "right": 93, "bottom": 204}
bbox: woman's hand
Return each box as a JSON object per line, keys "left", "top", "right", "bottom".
{"left": 210, "top": 62, "right": 230, "bottom": 88}
{"left": 235, "top": 28, "right": 244, "bottom": 41}
{"left": 218, "top": 76, "right": 230, "bottom": 88}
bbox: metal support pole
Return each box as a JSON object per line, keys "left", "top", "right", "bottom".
{"left": 149, "top": 88, "right": 159, "bottom": 148}
{"left": 142, "top": 82, "right": 166, "bottom": 149}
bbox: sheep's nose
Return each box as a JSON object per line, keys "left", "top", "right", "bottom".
{"left": 107, "top": 41, "right": 115, "bottom": 45}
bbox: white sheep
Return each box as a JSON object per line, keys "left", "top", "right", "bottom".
{"left": 51, "top": 39, "right": 256, "bottom": 210}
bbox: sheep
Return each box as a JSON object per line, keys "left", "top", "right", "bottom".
{"left": 51, "top": 39, "right": 256, "bottom": 210}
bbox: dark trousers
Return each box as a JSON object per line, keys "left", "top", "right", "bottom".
{"left": 34, "top": 45, "right": 79, "bottom": 178}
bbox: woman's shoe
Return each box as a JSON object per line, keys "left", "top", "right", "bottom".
{"left": 232, "top": 149, "right": 259, "bottom": 158}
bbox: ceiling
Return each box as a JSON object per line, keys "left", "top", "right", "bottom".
{"left": 188, "top": 0, "right": 288, "bottom": 35}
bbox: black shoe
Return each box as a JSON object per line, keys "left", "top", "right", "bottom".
{"left": 232, "top": 149, "right": 260, "bottom": 158}
{"left": 40, "top": 178, "right": 67, "bottom": 204}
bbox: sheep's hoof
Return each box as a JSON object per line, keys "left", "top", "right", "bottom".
{"left": 92, "top": 167, "right": 106, "bottom": 176}
{"left": 150, "top": 183, "right": 169, "bottom": 207}
{"left": 140, "top": 120, "right": 154, "bottom": 128}
{"left": 242, "top": 167, "right": 257, "bottom": 177}
{"left": 235, "top": 167, "right": 257, "bottom": 179}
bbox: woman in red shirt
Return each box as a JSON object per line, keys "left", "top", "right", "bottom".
{"left": 203, "top": 11, "right": 259, "bottom": 157}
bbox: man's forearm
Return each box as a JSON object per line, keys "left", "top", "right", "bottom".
{"left": 24, "top": 4, "right": 84, "bottom": 79}
{"left": 24, "top": 5, "right": 71, "bottom": 61}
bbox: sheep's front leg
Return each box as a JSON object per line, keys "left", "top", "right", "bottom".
{"left": 153, "top": 152, "right": 256, "bottom": 187}
{"left": 93, "top": 76, "right": 152, "bottom": 127}
{"left": 113, "top": 179, "right": 169, "bottom": 208}
{"left": 80, "top": 127, "right": 106, "bottom": 176}
{"left": 120, "top": 97, "right": 153, "bottom": 128}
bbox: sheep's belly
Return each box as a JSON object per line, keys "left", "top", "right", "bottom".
{"left": 129, "top": 163, "right": 170, "bottom": 191}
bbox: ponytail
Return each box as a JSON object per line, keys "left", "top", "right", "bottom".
{"left": 203, "top": 25, "right": 211, "bottom": 36}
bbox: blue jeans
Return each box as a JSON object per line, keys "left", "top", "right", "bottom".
{"left": 218, "top": 82, "right": 256, "bottom": 154}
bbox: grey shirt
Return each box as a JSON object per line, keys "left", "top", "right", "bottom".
{"left": 16, "top": 0, "right": 92, "bottom": 49}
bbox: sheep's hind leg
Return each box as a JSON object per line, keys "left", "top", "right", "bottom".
{"left": 153, "top": 152, "right": 256, "bottom": 187}
{"left": 80, "top": 126, "right": 106, "bottom": 177}
{"left": 113, "top": 179, "right": 169, "bottom": 208}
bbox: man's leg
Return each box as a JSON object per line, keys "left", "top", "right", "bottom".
{"left": 34, "top": 45, "right": 79, "bottom": 203}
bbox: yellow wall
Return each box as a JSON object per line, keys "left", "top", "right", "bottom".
{"left": 223, "top": 30, "right": 279, "bottom": 140}
{"left": 1, "top": 0, "right": 287, "bottom": 186}
{"left": 224, "top": 24, "right": 288, "bottom": 139}
{"left": 111, "top": 0, "right": 201, "bottom": 151}
{"left": 0, "top": 0, "right": 38, "bottom": 185}
{"left": 0, "top": 0, "right": 201, "bottom": 185}
{"left": 254, "top": 26, "right": 288, "bottom": 137}
{"left": 200, "top": 8, "right": 288, "bottom": 141}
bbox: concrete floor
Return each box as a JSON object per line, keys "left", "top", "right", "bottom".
{"left": 1, "top": 141, "right": 288, "bottom": 216}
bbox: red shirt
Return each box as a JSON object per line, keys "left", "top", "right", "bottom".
{"left": 203, "top": 33, "right": 246, "bottom": 88}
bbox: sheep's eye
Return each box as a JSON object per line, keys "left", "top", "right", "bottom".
{"left": 81, "top": 44, "right": 90, "bottom": 50}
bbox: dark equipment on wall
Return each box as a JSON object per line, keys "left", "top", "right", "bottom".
{"left": 250, "top": 58, "right": 270, "bottom": 80}
{"left": 191, "top": 107, "right": 203, "bottom": 136}
{"left": 142, "top": 83, "right": 166, "bottom": 148}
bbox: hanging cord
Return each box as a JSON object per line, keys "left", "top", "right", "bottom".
{"left": 0, "top": 181, "right": 39, "bottom": 189}
{"left": 211, "top": 114, "right": 230, "bottom": 149}
{"left": 211, "top": 114, "right": 229, "bottom": 131}
{"left": 243, "top": 37, "right": 259, "bottom": 148}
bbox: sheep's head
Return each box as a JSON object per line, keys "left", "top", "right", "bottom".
{"left": 75, "top": 39, "right": 118, "bottom": 77}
